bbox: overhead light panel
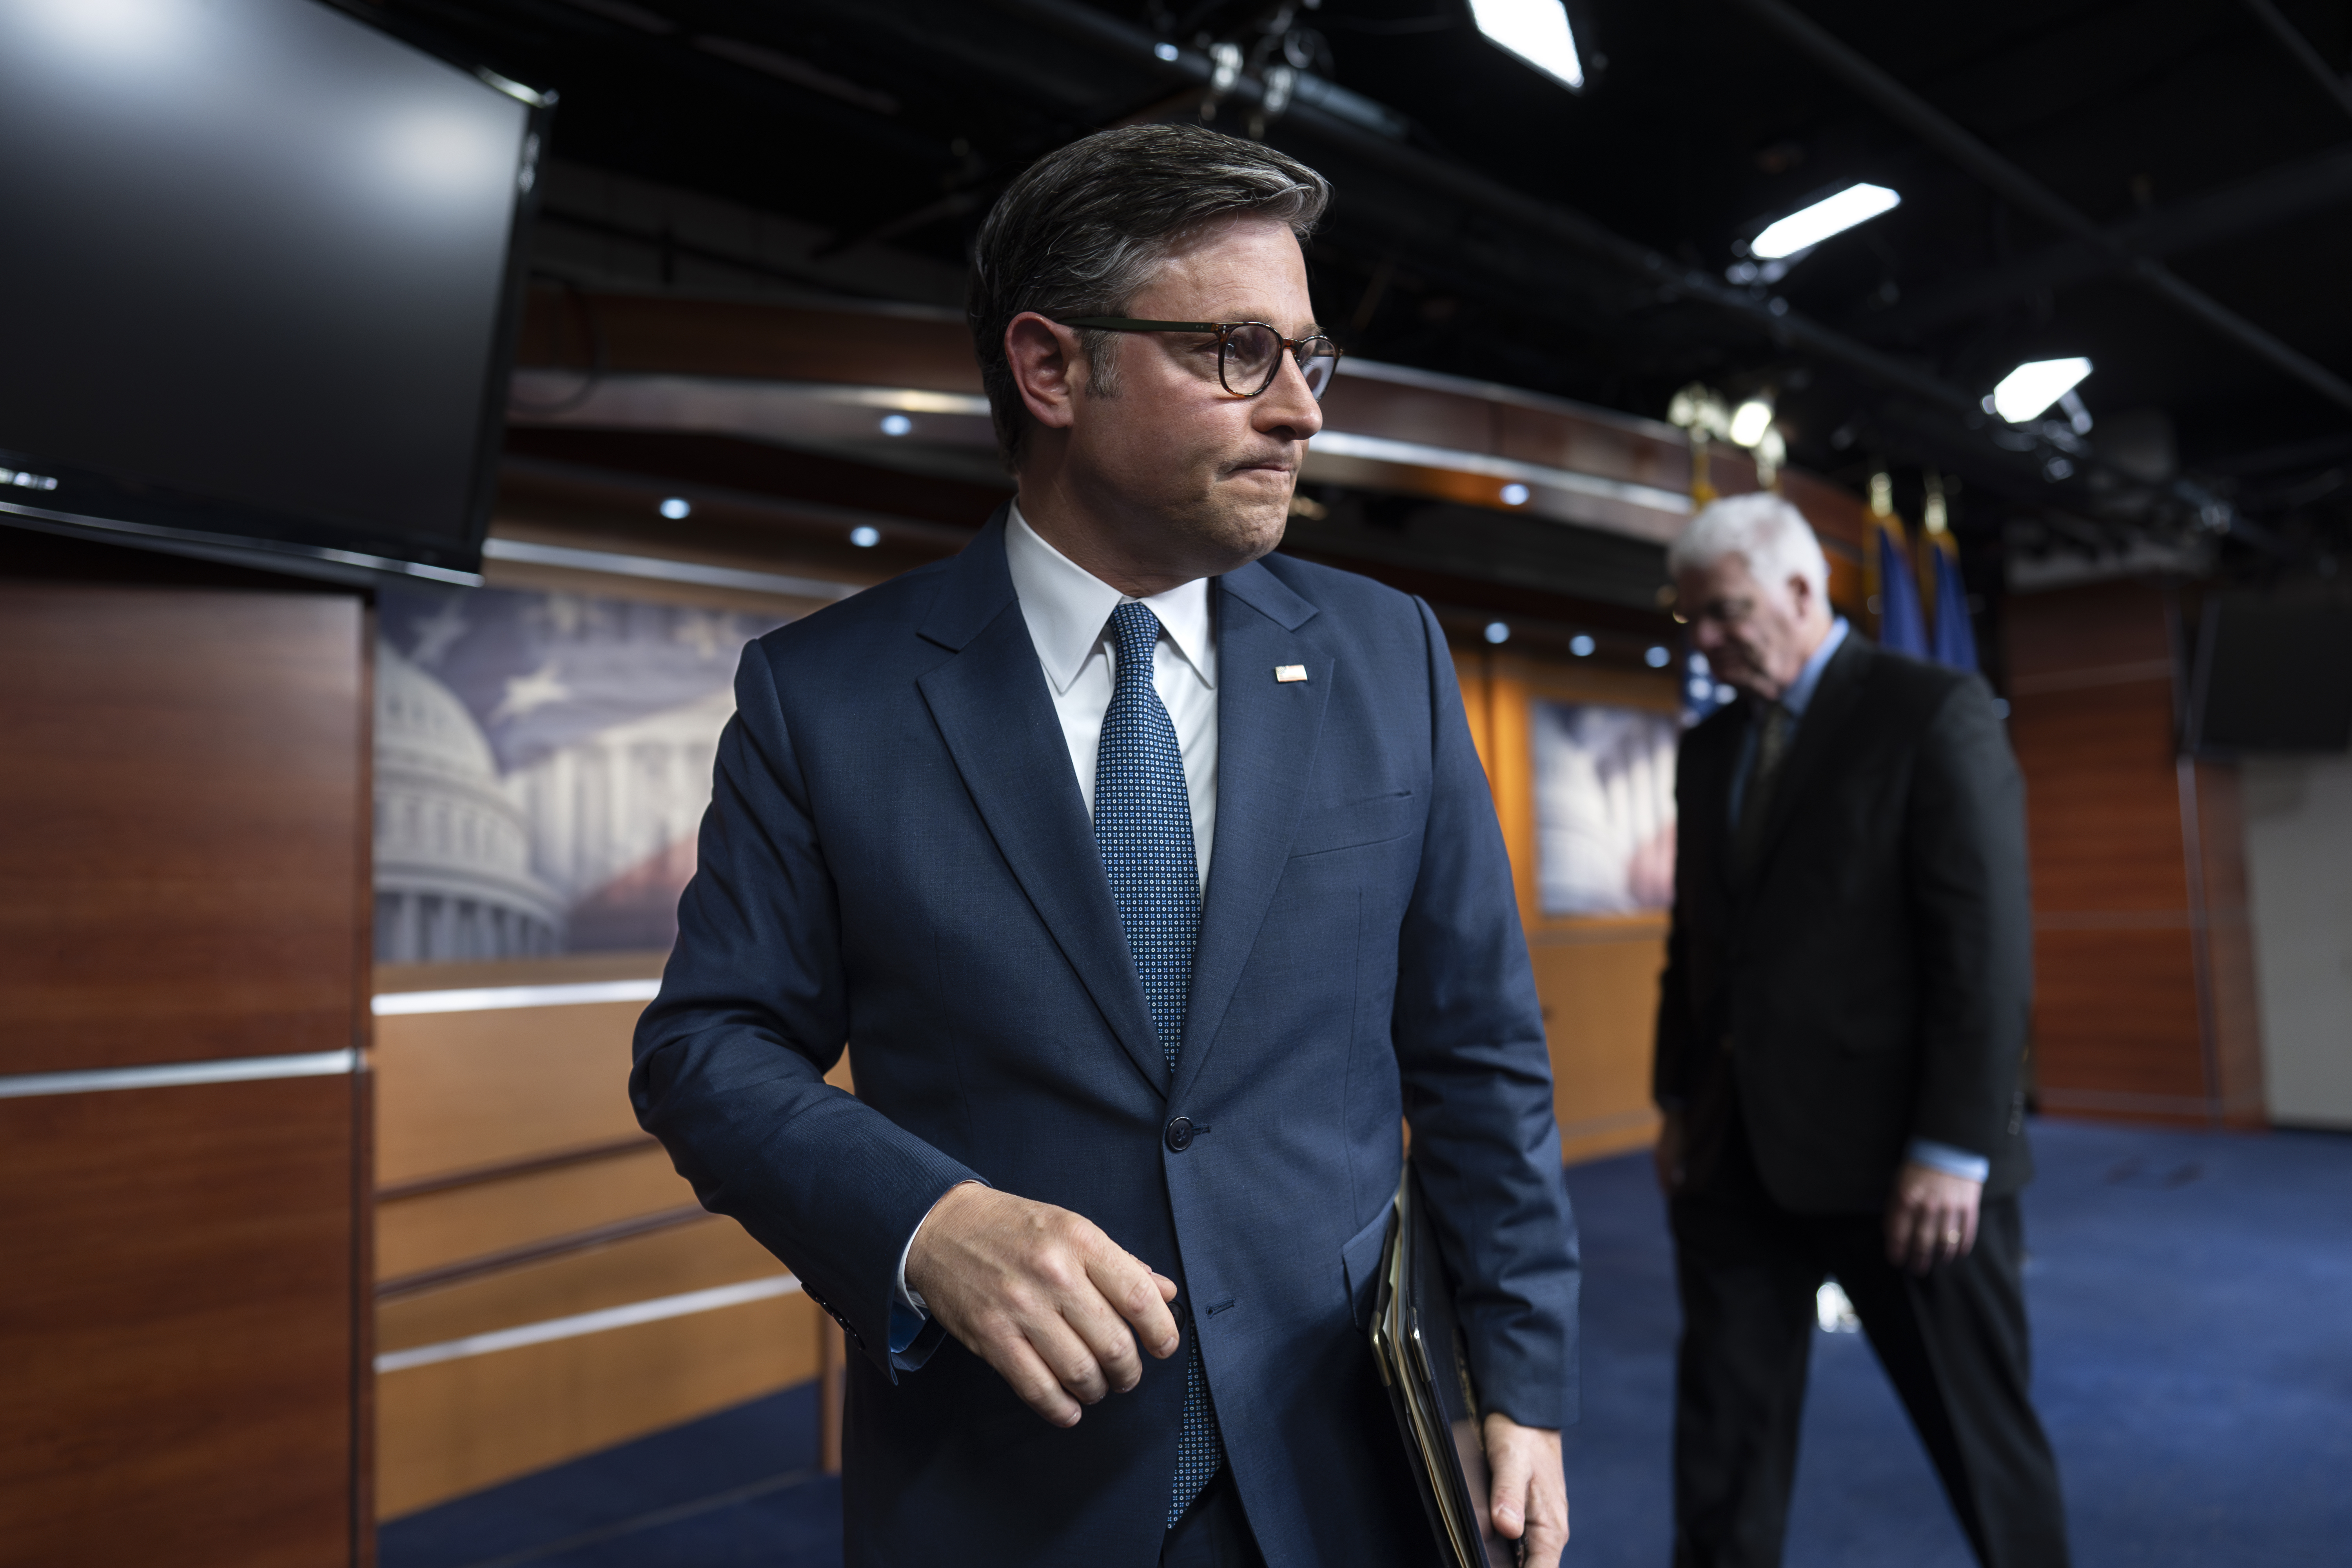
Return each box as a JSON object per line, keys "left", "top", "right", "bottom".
{"left": 1751, "top": 183, "right": 1900, "bottom": 260}
{"left": 1991, "top": 358, "right": 2092, "bottom": 423}
{"left": 1470, "top": 0, "right": 1586, "bottom": 92}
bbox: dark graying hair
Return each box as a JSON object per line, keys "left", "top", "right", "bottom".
{"left": 967, "top": 124, "right": 1331, "bottom": 467}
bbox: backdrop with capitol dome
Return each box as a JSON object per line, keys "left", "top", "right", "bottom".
{"left": 374, "top": 585, "right": 786, "bottom": 963}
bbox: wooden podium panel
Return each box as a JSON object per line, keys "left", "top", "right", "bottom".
{"left": 0, "top": 574, "right": 371, "bottom": 1567}
{"left": 0, "top": 1076, "right": 364, "bottom": 1568}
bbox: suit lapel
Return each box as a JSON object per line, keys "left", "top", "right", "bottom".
{"left": 915, "top": 513, "right": 1167, "bottom": 1095}
{"left": 1744, "top": 635, "right": 1873, "bottom": 887}
{"left": 1171, "top": 563, "right": 1329, "bottom": 1106}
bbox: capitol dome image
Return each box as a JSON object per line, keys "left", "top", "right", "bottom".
{"left": 373, "top": 643, "right": 566, "bottom": 962}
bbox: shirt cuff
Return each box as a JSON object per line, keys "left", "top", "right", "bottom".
{"left": 889, "top": 1179, "right": 983, "bottom": 1357}
{"left": 1906, "top": 1138, "right": 1990, "bottom": 1183}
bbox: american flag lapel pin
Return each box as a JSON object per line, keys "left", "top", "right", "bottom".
{"left": 1274, "top": 664, "right": 1308, "bottom": 683}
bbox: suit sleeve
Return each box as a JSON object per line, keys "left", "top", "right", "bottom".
{"left": 1902, "top": 676, "right": 2033, "bottom": 1159}
{"left": 1390, "top": 598, "right": 1581, "bottom": 1430}
{"left": 629, "top": 638, "right": 979, "bottom": 1375}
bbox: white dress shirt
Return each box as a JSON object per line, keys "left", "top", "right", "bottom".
{"left": 1002, "top": 501, "right": 1219, "bottom": 886}
{"left": 892, "top": 502, "right": 1223, "bottom": 1345}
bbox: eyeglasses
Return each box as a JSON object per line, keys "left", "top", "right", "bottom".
{"left": 1060, "top": 317, "right": 1342, "bottom": 400}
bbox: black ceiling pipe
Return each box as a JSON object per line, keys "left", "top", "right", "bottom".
{"left": 1731, "top": 0, "right": 2352, "bottom": 418}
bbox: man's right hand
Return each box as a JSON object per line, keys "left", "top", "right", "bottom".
{"left": 1653, "top": 1108, "right": 1686, "bottom": 1196}
{"left": 904, "top": 1182, "right": 1183, "bottom": 1426}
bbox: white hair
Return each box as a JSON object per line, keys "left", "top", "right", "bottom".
{"left": 1668, "top": 492, "right": 1829, "bottom": 603}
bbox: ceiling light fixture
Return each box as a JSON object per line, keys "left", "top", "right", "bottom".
{"left": 659, "top": 497, "right": 691, "bottom": 519}
{"left": 1469, "top": 0, "right": 1585, "bottom": 92}
{"left": 1990, "top": 357, "right": 2092, "bottom": 423}
{"left": 850, "top": 526, "right": 882, "bottom": 548}
{"left": 1750, "top": 183, "right": 1900, "bottom": 260}
{"left": 1484, "top": 621, "right": 1511, "bottom": 644}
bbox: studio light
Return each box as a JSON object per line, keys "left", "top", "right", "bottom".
{"left": 1751, "top": 183, "right": 1900, "bottom": 260}
{"left": 849, "top": 526, "right": 882, "bottom": 548}
{"left": 1728, "top": 396, "right": 1774, "bottom": 448}
{"left": 1484, "top": 621, "right": 1511, "bottom": 644}
{"left": 1470, "top": 0, "right": 1584, "bottom": 92}
{"left": 1990, "top": 357, "right": 2092, "bottom": 423}
{"left": 1570, "top": 634, "right": 1596, "bottom": 657}
{"left": 659, "top": 497, "right": 691, "bottom": 519}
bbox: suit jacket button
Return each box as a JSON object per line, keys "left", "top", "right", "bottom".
{"left": 1165, "top": 1116, "right": 1194, "bottom": 1152}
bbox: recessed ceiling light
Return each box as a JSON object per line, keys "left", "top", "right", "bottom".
{"left": 659, "top": 497, "right": 690, "bottom": 519}
{"left": 1470, "top": 0, "right": 1584, "bottom": 92}
{"left": 1991, "top": 357, "right": 2093, "bottom": 423}
{"left": 1751, "top": 183, "right": 1900, "bottom": 260}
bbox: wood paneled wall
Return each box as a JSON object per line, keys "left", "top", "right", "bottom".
{"left": 0, "top": 579, "right": 371, "bottom": 1568}
{"left": 1457, "top": 648, "right": 1677, "bottom": 1165}
{"left": 372, "top": 955, "right": 822, "bottom": 1519}
{"left": 2005, "top": 580, "right": 2263, "bottom": 1125}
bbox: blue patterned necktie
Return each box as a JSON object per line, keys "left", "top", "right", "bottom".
{"left": 1092, "top": 600, "right": 1221, "bottom": 1525}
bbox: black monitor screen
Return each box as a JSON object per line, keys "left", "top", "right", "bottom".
{"left": 0, "top": 0, "right": 541, "bottom": 578}
{"left": 2189, "top": 592, "right": 2352, "bottom": 755}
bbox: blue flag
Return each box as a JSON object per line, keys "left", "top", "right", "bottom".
{"left": 1926, "top": 535, "right": 1979, "bottom": 671}
{"left": 1873, "top": 516, "right": 1928, "bottom": 657}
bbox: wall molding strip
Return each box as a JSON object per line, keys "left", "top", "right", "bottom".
{"left": 480, "top": 537, "right": 860, "bottom": 603}
{"left": 376, "top": 1203, "right": 712, "bottom": 1300}
{"left": 1558, "top": 1105, "right": 1662, "bottom": 1140}
{"left": 378, "top": 1134, "right": 662, "bottom": 1202}
{"left": 372, "top": 978, "right": 662, "bottom": 1016}
{"left": 376, "top": 1274, "right": 802, "bottom": 1374}
{"left": 1307, "top": 430, "right": 1696, "bottom": 517}
{"left": 0, "top": 1048, "right": 359, "bottom": 1101}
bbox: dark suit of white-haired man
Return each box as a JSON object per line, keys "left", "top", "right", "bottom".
{"left": 1655, "top": 491, "right": 2069, "bottom": 1568}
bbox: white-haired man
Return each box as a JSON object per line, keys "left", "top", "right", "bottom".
{"left": 1653, "top": 492, "right": 2069, "bottom": 1567}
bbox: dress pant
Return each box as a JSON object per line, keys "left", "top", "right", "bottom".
{"left": 1161, "top": 1467, "right": 1267, "bottom": 1568}
{"left": 1669, "top": 1116, "right": 2070, "bottom": 1568}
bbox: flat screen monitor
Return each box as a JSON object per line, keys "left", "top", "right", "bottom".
{"left": 0, "top": 0, "right": 548, "bottom": 583}
{"left": 2187, "top": 592, "right": 2352, "bottom": 755}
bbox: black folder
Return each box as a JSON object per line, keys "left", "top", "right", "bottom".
{"left": 1368, "top": 1164, "right": 1519, "bottom": 1568}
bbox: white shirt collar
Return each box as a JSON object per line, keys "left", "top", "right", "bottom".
{"left": 1004, "top": 501, "right": 1215, "bottom": 697}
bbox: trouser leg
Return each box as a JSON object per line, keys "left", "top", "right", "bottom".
{"left": 1669, "top": 1193, "right": 1825, "bottom": 1568}
{"left": 1827, "top": 1198, "right": 2071, "bottom": 1568}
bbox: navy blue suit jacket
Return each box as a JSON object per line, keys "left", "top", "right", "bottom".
{"left": 632, "top": 512, "right": 1579, "bottom": 1566}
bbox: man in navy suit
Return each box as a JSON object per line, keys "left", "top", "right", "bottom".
{"left": 632, "top": 124, "right": 1579, "bottom": 1567}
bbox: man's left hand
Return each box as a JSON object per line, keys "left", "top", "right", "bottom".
{"left": 1884, "top": 1160, "right": 1983, "bottom": 1276}
{"left": 1483, "top": 1412, "right": 1568, "bottom": 1566}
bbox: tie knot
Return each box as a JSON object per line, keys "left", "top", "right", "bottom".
{"left": 1109, "top": 601, "right": 1162, "bottom": 675}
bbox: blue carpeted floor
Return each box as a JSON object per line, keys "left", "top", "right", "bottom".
{"left": 382, "top": 1119, "right": 2352, "bottom": 1567}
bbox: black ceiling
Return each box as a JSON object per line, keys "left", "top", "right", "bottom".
{"left": 361, "top": 0, "right": 2352, "bottom": 577}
